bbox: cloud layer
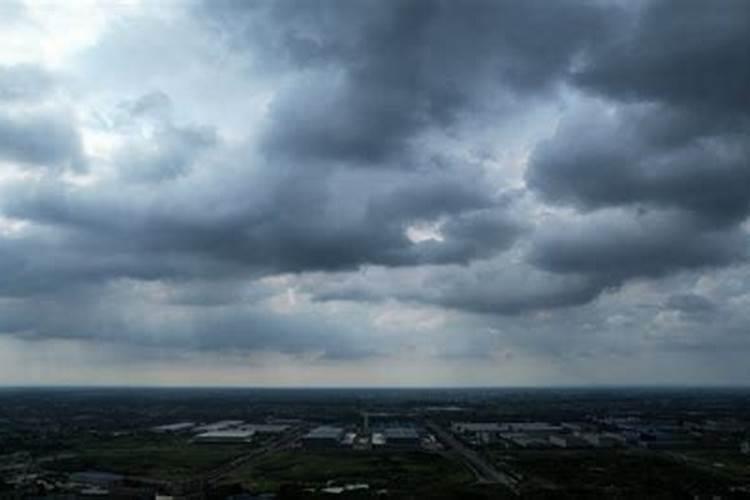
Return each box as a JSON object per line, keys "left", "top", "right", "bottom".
{"left": 0, "top": 0, "right": 749, "bottom": 385}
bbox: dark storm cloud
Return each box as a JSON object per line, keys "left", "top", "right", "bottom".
{"left": 425, "top": 268, "right": 604, "bottom": 315}
{"left": 528, "top": 0, "right": 750, "bottom": 221}
{"left": 203, "top": 0, "right": 615, "bottom": 165}
{"left": 0, "top": 163, "right": 523, "bottom": 300}
{"left": 665, "top": 293, "right": 717, "bottom": 314}
{"left": 526, "top": 104, "right": 750, "bottom": 224}
{"left": 0, "top": 287, "right": 378, "bottom": 361}
{"left": 520, "top": 0, "right": 750, "bottom": 313}
{"left": 3, "top": 0, "right": 750, "bottom": 378}
{"left": 311, "top": 262, "right": 604, "bottom": 316}
{"left": 117, "top": 123, "right": 217, "bottom": 182}
{"left": 0, "top": 111, "right": 86, "bottom": 171}
{"left": 13, "top": 183, "right": 517, "bottom": 271}
{"left": 575, "top": 0, "right": 750, "bottom": 115}
{"left": 108, "top": 91, "right": 219, "bottom": 182}
{"left": 530, "top": 209, "right": 748, "bottom": 288}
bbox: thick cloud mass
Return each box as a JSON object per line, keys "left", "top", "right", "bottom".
{"left": 0, "top": 111, "right": 85, "bottom": 170}
{"left": 205, "top": 0, "right": 613, "bottom": 165}
{"left": 0, "top": 0, "right": 749, "bottom": 385}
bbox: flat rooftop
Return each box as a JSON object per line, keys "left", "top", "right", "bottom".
{"left": 304, "top": 426, "right": 344, "bottom": 439}
{"left": 384, "top": 427, "right": 419, "bottom": 439}
{"left": 194, "top": 430, "right": 255, "bottom": 439}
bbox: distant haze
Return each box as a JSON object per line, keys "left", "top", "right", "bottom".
{"left": 0, "top": 0, "right": 749, "bottom": 386}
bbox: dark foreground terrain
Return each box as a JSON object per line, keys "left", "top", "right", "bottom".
{"left": 1, "top": 387, "right": 750, "bottom": 499}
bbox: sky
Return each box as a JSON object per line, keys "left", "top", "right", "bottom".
{"left": 1, "top": 0, "right": 749, "bottom": 387}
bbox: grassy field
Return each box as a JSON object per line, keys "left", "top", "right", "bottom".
{"left": 489, "top": 449, "right": 735, "bottom": 498}
{"left": 677, "top": 448, "right": 750, "bottom": 482}
{"left": 44, "top": 434, "right": 249, "bottom": 480}
{"left": 225, "top": 449, "right": 506, "bottom": 498}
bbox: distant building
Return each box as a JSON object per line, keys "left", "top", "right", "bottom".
{"left": 580, "top": 432, "right": 627, "bottom": 448}
{"left": 451, "top": 422, "right": 505, "bottom": 444}
{"left": 503, "top": 433, "right": 551, "bottom": 449}
{"left": 383, "top": 427, "right": 420, "bottom": 447}
{"left": 451, "top": 422, "right": 504, "bottom": 433}
{"left": 194, "top": 420, "right": 244, "bottom": 433}
{"left": 303, "top": 426, "right": 344, "bottom": 448}
{"left": 371, "top": 432, "right": 386, "bottom": 446}
{"left": 502, "top": 422, "right": 561, "bottom": 433}
{"left": 341, "top": 432, "right": 357, "bottom": 446}
{"left": 242, "top": 424, "right": 289, "bottom": 434}
{"left": 193, "top": 430, "right": 255, "bottom": 444}
{"left": 70, "top": 471, "right": 124, "bottom": 487}
{"left": 151, "top": 422, "right": 195, "bottom": 433}
{"left": 549, "top": 434, "right": 590, "bottom": 449}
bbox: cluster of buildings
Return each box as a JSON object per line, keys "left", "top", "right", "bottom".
{"left": 302, "top": 416, "right": 424, "bottom": 450}
{"left": 448, "top": 419, "right": 641, "bottom": 449}
{"left": 151, "top": 420, "right": 290, "bottom": 445}
{"left": 451, "top": 416, "right": 750, "bottom": 451}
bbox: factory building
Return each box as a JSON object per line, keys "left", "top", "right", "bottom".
{"left": 151, "top": 422, "right": 195, "bottom": 433}
{"left": 303, "top": 426, "right": 344, "bottom": 448}
{"left": 194, "top": 420, "right": 244, "bottom": 433}
{"left": 549, "top": 435, "right": 590, "bottom": 449}
{"left": 503, "top": 422, "right": 562, "bottom": 433}
{"left": 242, "top": 424, "right": 289, "bottom": 434}
{"left": 383, "top": 427, "right": 420, "bottom": 447}
{"left": 451, "top": 422, "right": 504, "bottom": 433}
{"left": 193, "top": 429, "right": 255, "bottom": 444}
{"left": 580, "top": 432, "right": 627, "bottom": 448}
{"left": 504, "top": 433, "right": 551, "bottom": 449}
{"left": 451, "top": 422, "right": 505, "bottom": 445}
{"left": 452, "top": 422, "right": 561, "bottom": 434}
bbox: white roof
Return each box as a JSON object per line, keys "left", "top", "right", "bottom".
{"left": 195, "top": 430, "right": 255, "bottom": 439}
{"left": 152, "top": 422, "right": 194, "bottom": 432}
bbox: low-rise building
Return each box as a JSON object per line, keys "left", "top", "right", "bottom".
{"left": 303, "top": 426, "right": 344, "bottom": 448}
{"left": 242, "top": 424, "right": 289, "bottom": 434}
{"left": 151, "top": 422, "right": 195, "bottom": 433}
{"left": 549, "top": 435, "right": 590, "bottom": 448}
{"left": 193, "top": 430, "right": 255, "bottom": 444}
{"left": 194, "top": 420, "right": 244, "bottom": 433}
{"left": 504, "top": 433, "right": 551, "bottom": 449}
{"left": 383, "top": 427, "right": 420, "bottom": 447}
{"left": 451, "top": 422, "right": 504, "bottom": 433}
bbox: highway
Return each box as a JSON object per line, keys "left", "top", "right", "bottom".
{"left": 425, "top": 420, "right": 520, "bottom": 494}
{"left": 203, "top": 427, "right": 308, "bottom": 484}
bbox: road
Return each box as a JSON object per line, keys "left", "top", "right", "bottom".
{"left": 425, "top": 420, "right": 520, "bottom": 494}
{"left": 203, "top": 427, "right": 308, "bottom": 484}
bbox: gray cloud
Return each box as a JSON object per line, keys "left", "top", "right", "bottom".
{"left": 0, "top": 283, "right": 378, "bottom": 361}
{"left": 665, "top": 293, "right": 717, "bottom": 314}
{"left": 203, "top": 0, "right": 615, "bottom": 165}
{"left": 112, "top": 92, "right": 218, "bottom": 182}
{"left": 575, "top": 0, "right": 750, "bottom": 116}
{"left": 526, "top": 104, "right": 750, "bottom": 224}
{"left": 3, "top": 0, "right": 750, "bottom": 381}
{"left": 530, "top": 209, "right": 748, "bottom": 291}
{"left": 0, "top": 111, "right": 86, "bottom": 171}
{"left": 0, "top": 0, "right": 25, "bottom": 26}
{"left": 0, "top": 65, "right": 55, "bottom": 102}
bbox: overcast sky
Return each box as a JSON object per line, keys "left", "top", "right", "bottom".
{"left": 1, "top": 0, "right": 749, "bottom": 386}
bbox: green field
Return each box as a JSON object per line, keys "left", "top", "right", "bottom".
{"left": 226, "top": 449, "right": 504, "bottom": 498}
{"left": 489, "top": 449, "right": 736, "bottom": 498}
{"left": 44, "top": 434, "right": 249, "bottom": 480}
